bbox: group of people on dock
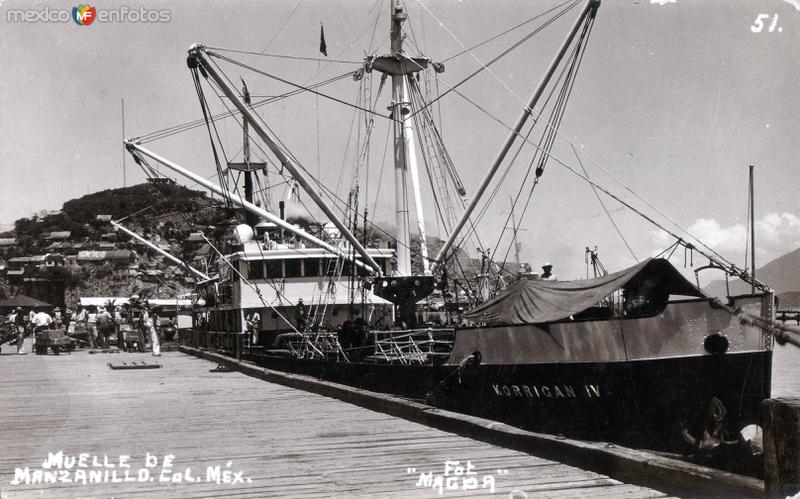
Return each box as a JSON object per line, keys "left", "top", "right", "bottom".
{"left": 4, "top": 307, "right": 65, "bottom": 354}
{"left": 3, "top": 295, "right": 163, "bottom": 356}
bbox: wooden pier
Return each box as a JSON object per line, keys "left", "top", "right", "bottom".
{"left": 0, "top": 349, "right": 673, "bottom": 498}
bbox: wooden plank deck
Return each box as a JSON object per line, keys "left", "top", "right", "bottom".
{"left": 0, "top": 350, "right": 671, "bottom": 498}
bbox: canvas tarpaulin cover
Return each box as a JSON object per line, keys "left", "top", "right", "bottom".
{"left": 462, "top": 258, "right": 703, "bottom": 325}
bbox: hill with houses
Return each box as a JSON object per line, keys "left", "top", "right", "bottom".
{"left": 0, "top": 181, "right": 233, "bottom": 308}
{"left": 0, "top": 181, "right": 479, "bottom": 310}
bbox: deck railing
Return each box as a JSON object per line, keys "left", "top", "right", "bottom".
{"left": 180, "top": 326, "right": 456, "bottom": 365}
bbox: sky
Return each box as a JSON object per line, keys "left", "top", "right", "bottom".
{"left": 1, "top": 0, "right": 798, "bottom": 283}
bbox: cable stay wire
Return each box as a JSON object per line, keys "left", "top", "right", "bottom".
{"left": 409, "top": 0, "right": 581, "bottom": 120}
{"left": 208, "top": 51, "right": 392, "bottom": 122}
{"left": 439, "top": 0, "right": 578, "bottom": 63}
{"left": 446, "top": 28, "right": 585, "bottom": 273}
{"left": 192, "top": 61, "right": 432, "bottom": 268}
{"left": 490, "top": 14, "right": 594, "bottom": 279}
{"left": 198, "top": 61, "right": 437, "bottom": 264}
{"left": 571, "top": 143, "right": 639, "bottom": 263}
{"left": 417, "top": 1, "right": 735, "bottom": 271}
{"left": 134, "top": 72, "right": 354, "bottom": 144}
{"left": 206, "top": 47, "right": 363, "bottom": 65}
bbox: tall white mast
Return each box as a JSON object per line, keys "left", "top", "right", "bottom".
{"left": 402, "top": 75, "right": 431, "bottom": 275}
{"left": 380, "top": 0, "right": 430, "bottom": 276}
{"left": 390, "top": 0, "right": 412, "bottom": 276}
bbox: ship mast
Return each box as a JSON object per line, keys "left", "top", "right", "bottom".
{"left": 383, "top": 0, "right": 429, "bottom": 276}
{"left": 241, "top": 81, "right": 256, "bottom": 227}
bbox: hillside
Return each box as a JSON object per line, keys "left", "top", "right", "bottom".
{"left": 778, "top": 291, "right": 800, "bottom": 310}
{"left": 704, "top": 247, "right": 800, "bottom": 298}
{"left": 0, "top": 180, "right": 482, "bottom": 308}
{"left": 0, "top": 182, "right": 233, "bottom": 306}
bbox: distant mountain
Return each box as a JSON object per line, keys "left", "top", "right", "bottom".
{"left": 778, "top": 291, "right": 800, "bottom": 310}
{"left": 704, "top": 247, "right": 800, "bottom": 298}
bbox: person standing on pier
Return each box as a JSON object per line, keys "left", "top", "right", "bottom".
{"left": 10, "top": 307, "right": 26, "bottom": 354}
{"left": 114, "top": 306, "right": 124, "bottom": 349}
{"left": 246, "top": 310, "right": 261, "bottom": 346}
{"left": 87, "top": 307, "right": 98, "bottom": 350}
{"left": 96, "top": 306, "right": 114, "bottom": 349}
{"left": 75, "top": 307, "right": 92, "bottom": 349}
{"left": 141, "top": 300, "right": 160, "bottom": 357}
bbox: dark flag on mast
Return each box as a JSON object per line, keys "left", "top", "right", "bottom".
{"left": 319, "top": 22, "right": 328, "bottom": 57}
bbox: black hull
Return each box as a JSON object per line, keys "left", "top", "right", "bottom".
{"left": 245, "top": 349, "right": 772, "bottom": 453}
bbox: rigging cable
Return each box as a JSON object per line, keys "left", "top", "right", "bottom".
{"left": 444, "top": 29, "right": 586, "bottom": 277}
{"left": 491, "top": 13, "right": 594, "bottom": 278}
{"left": 410, "top": 0, "right": 580, "bottom": 119}
{"left": 421, "top": 0, "right": 738, "bottom": 272}
{"left": 191, "top": 67, "right": 234, "bottom": 208}
{"left": 572, "top": 143, "right": 639, "bottom": 262}
{"left": 135, "top": 72, "right": 354, "bottom": 144}
{"left": 441, "top": 0, "right": 578, "bottom": 63}
{"left": 210, "top": 51, "right": 391, "bottom": 121}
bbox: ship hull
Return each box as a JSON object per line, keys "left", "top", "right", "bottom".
{"left": 246, "top": 349, "right": 771, "bottom": 452}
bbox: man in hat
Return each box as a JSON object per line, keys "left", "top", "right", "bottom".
{"left": 53, "top": 307, "right": 62, "bottom": 325}
{"left": 294, "top": 298, "right": 308, "bottom": 331}
{"left": 541, "top": 263, "right": 557, "bottom": 281}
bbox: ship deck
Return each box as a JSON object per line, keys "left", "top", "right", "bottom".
{"left": 0, "top": 347, "right": 672, "bottom": 498}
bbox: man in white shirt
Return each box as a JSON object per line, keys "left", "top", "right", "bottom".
{"left": 141, "top": 301, "right": 160, "bottom": 357}
{"left": 246, "top": 310, "right": 261, "bottom": 346}
{"left": 31, "top": 310, "right": 54, "bottom": 332}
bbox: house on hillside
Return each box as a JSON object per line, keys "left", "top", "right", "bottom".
{"left": 77, "top": 250, "right": 107, "bottom": 264}
{"left": 108, "top": 249, "right": 134, "bottom": 266}
{"left": 45, "top": 241, "right": 70, "bottom": 252}
{"left": 30, "top": 254, "right": 65, "bottom": 269}
{"left": 44, "top": 231, "right": 71, "bottom": 241}
{"left": 7, "top": 256, "right": 32, "bottom": 272}
{"left": 75, "top": 249, "right": 133, "bottom": 266}
{"left": 0, "top": 238, "right": 16, "bottom": 256}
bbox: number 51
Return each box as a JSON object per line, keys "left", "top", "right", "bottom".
{"left": 751, "top": 13, "right": 779, "bottom": 33}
